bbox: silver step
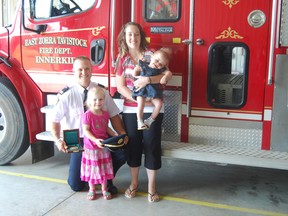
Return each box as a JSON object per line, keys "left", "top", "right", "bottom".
{"left": 36, "top": 131, "right": 55, "bottom": 142}
{"left": 162, "top": 141, "right": 288, "bottom": 170}
{"left": 40, "top": 105, "right": 54, "bottom": 113}
{"left": 36, "top": 130, "right": 288, "bottom": 170}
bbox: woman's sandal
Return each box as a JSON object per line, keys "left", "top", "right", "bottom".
{"left": 148, "top": 192, "right": 160, "bottom": 203}
{"left": 102, "top": 190, "right": 112, "bottom": 200}
{"left": 87, "top": 190, "right": 96, "bottom": 200}
{"left": 125, "top": 186, "right": 138, "bottom": 198}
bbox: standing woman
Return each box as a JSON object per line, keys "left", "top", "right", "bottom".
{"left": 115, "top": 22, "right": 169, "bottom": 202}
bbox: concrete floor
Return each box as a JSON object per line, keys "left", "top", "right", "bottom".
{"left": 0, "top": 147, "right": 288, "bottom": 216}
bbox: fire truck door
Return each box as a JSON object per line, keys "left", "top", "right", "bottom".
{"left": 21, "top": 0, "right": 110, "bottom": 92}
{"left": 191, "top": 1, "right": 271, "bottom": 114}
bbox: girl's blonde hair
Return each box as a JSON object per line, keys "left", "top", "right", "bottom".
{"left": 86, "top": 87, "right": 105, "bottom": 108}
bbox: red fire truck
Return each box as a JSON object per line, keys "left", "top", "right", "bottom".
{"left": 0, "top": 0, "right": 287, "bottom": 169}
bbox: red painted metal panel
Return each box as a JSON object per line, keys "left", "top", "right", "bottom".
{"left": 192, "top": 0, "right": 272, "bottom": 112}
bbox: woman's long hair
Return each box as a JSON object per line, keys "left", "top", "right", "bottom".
{"left": 117, "top": 22, "right": 148, "bottom": 57}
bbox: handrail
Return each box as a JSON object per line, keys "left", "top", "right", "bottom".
{"left": 267, "top": 0, "right": 278, "bottom": 85}
{"left": 0, "top": 56, "right": 12, "bottom": 67}
{"left": 110, "top": 0, "right": 116, "bottom": 67}
{"left": 0, "top": 25, "right": 12, "bottom": 67}
{"left": 186, "top": 0, "right": 194, "bottom": 117}
{"left": 131, "top": 0, "right": 135, "bottom": 22}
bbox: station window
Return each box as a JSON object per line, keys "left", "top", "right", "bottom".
{"left": 30, "top": 0, "right": 95, "bottom": 19}
{"left": 145, "top": 0, "right": 181, "bottom": 22}
{"left": 207, "top": 42, "right": 249, "bottom": 109}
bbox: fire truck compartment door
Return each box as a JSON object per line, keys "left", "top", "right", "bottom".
{"left": 271, "top": 55, "right": 288, "bottom": 152}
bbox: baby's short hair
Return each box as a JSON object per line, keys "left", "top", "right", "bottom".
{"left": 158, "top": 47, "right": 172, "bottom": 61}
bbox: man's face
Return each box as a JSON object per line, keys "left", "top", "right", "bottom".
{"left": 73, "top": 59, "right": 92, "bottom": 88}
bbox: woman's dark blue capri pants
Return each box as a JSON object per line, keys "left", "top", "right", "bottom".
{"left": 122, "top": 113, "right": 163, "bottom": 170}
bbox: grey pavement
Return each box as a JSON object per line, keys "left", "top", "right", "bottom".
{"left": 0, "top": 147, "right": 288, "bottom": 216}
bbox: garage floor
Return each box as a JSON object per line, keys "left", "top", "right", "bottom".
{"left": 0, "top": 147, "right": 288, "bottom": 216}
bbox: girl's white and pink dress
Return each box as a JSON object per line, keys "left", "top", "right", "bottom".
{"left": 80, "top": 110, "right": 114, "bottom": 185}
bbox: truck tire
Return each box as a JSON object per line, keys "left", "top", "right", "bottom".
{"left": 0, "top": 78, "right": 29, "bottom": 165}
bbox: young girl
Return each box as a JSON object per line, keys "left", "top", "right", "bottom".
{"left": 132, "top": 48, "right": 172, "bottom": 130}
{"left": 80, "top": 87, "right": 116, "bottom": 200}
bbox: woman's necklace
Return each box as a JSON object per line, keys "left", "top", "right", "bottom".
{"left": 131, "top": 52, "right": 142, "bottom": 65}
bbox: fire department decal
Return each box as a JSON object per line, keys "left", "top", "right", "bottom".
{"left": 24, "top": 36, "right": 88, "bottom": 64}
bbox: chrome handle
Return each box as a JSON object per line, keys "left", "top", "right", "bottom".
{"left": 196, "top": 38, "right": 204, "bottom": 45}
{"left": 182, "top": 39, "right": 193, "bottom": 45}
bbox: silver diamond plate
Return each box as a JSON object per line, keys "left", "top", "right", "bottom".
{"left": 280, "top": 0, "right": 288, "bottom": 46}
{"left": 161, "top": 141, "right": 288, "bottom": 170}
{"left": 189, "top": 121, "right": 262, "bottom": 149}
{"left": 162, "top": 90, "right": 182, "bottom": 142}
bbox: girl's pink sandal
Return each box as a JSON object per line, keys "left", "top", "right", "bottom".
{"left": 102, "top": 190, "right": 112, "bottom": 200}
{"left": 87, "top": 190, "right": 96, "bottom": 200}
